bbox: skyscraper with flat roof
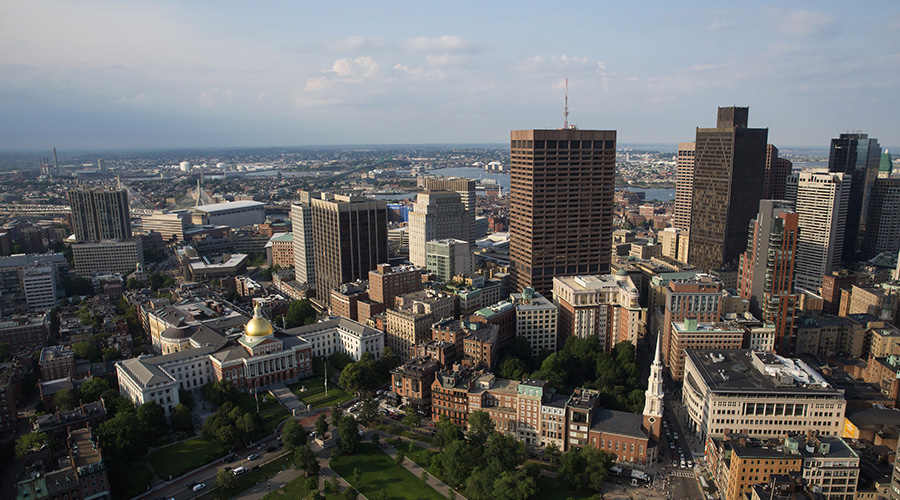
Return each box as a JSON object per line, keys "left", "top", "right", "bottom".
{"left": 674, "top": 142, "right": 695, "bottom": 231}
{"left": 785, "top": 171, "right": 850, "bottom": 292}
{"left": 408, "top": 191, "right": 468, "bottom": 268}
{"left": 763, "top": 144, "right": 793, "bottom": 200}
{"left": 67, "top": 187, "right": 132, "bottom": 242}
{"left": 688, "top": 107, "right": 768, "bottom": 271}
{"left": 311, "top": 193, "right": 388, "bottom": 309}
{"left": 827, "top": 132, "right": 881, "bottom": 263}
{"left": 509, "top": 129, "right": 616, "bottom": 295}
{"left": 417, "top": 176, "right": 476, "bottom": 246}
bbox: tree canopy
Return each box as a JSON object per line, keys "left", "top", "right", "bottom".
{"left": 284, "top": 299, "right": 317, "bottom": 328}
{"left": 559, "top": 445, "right": 615, "bottom": 493}
{"left": 15, "top": 432, "right": 49, "bottom": 457}
{"left": 532, "top": 338, "right": 644, "bottom": 413}
{"left": 79, "top": 378, "right": 110, "bottom": 403}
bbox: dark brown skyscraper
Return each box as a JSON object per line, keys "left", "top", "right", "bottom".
{"left": 311, "top": 194, "right": 388, "bottom": 309}
{"left": 762, "top": 144, "right": 792, "bottom": 200}
{"left": 688, "top": 107, "right": 768, "bottom": 271}
{"left": 509, "top": 129, "right": 616, "bottom": 295}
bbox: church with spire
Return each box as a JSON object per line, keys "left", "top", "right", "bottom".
{"left": 564, "top": 334, "right": 665, "bottom": 465}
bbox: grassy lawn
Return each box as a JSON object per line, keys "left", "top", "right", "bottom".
{"left": 331, "top": 442, "right": 446, "bottom": 500}
{"left": 534, "top": 476, "right": 598, "bottom": 500}
{"left": 148, "top": 437, "right": 229, "bottom": 480}
{"left": 200, "top": 452, "right": 297, "bottom": 500}
{"left": 389, "top": 438, "right": 437, "bottom": 472}
{"left": 261, "top": 474, "right": 342, "bottom": 500}
{"left": 289, "top": 376, "right": 354, "bottom": 409}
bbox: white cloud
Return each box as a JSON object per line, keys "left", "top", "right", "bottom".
{"left": 115, "top": 92, "right": 148, "bottom": 105}
{"left": 769, "top": 9, "right": 836, "bottom": 37}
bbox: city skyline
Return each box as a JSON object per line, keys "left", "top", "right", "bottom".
{"left": 2, "top": 1, "right": 899, "bottom": 150}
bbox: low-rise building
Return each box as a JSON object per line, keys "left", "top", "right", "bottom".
{"left": 72, "top": 238, "right": 144, "bottom": 277}
{"left": 0, "top": 313, "right": 48, "bottom": 357}
{"left": 39, "top": 345, "right": 75, "bottom": 381}
{"left": 391, "top": 356, "right": 442, "bottom": 414}
{"left": 668, "top": 319, "right": 745, "bottom": 380}
{"left": 386, "top": 290, "right": 454, "bottom": 361}
{"left": 283, "top": 317, "right": 383, "bottom": 361}
{"left": 0, "top": 362, "right": 18, "bottom": 435}
{"left": 683, "top": 350, "right": 847, "bottom": 441}
{"left": 511, "top": 288, "right": 558, "bottom": 359}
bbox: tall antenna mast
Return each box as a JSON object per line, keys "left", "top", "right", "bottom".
{"left": 563, "top": 78, "right": 569, "bottom": 129}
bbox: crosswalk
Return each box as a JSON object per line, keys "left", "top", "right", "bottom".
{"left": 670, "top": 471, "right": 696, "bottom": 478}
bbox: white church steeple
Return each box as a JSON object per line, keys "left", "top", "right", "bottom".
{"left": 643, "top": 333, "right": 665, "bottom": 442}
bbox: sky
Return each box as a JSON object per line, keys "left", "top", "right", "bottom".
{"left": 2, "top": 1, "right": 899, "bottom": 150}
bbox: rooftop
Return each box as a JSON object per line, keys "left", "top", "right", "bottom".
{"left": 685, "top": 350, "right": 843, "bottom": 395}
{"left": 193, "top": 200, "right": 264, "bottom": 213}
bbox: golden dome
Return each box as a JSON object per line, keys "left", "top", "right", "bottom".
{"left": 245, "top": 304, "right": 274, "bottom": 337}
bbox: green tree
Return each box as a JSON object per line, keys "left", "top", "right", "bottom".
{"left": 497, "top": 356, "right": 529, "bottom": 380}
{"left": 311, "top": 414, "right": 327, "bottom": 439}
{"left": 102, "top": 347, "right": 121, "bottom": 361}
{"left": 53, "top": 388, "right": 77, "bottom": 411}
{"left": 493, "top": 469, "right": 537, "bottom": 500}
{"left": 15, "top": 432, "right": 49, "bottom": 457}
{"left": 338, "top": 361, "right": 366, "bottom": 394}
{"left": 170, "top": 404, "right": 193, "bottom": 433}
{"left": 137, "top": 401, "right": 167, "bottom": 443}
{"left": 342, "top": 487, "right": 359, "bottom": 500}
{"left": 78, "top": 378, "right": 110, "bottom": 403}
{"left": 430, "top": 439, "right": 472, "bottom": 487}
{"left": 336, "top": 416, "right": 360, "bottom": 454}
{"left": 403, "top": 406, "right": 421, "bottom": 428}
{"left": 72, "top": 341, "right": 100, "bottom": 362}
{"left": 393, "top": 450, "right": 405, "bottom": 466}
{"left": 545, "top": 442, "right": 561, "bottom": 466}
{"left": 297, "top": 445, "right": 320, "bottom": 476}
{"left": 98, "top": 409, "right": 148, "bottom": 459}
{"left": 284, "top": 299, "right": 317, "bottom": 328}
{"left": 559, "top": 446, "right": 613, "bottom": 492}
{"left": 63, "top": 276, "right": 93, "bottom": 296}
{"left": 201, "top": 379, "right": 238, "bottom": 408}
{"left": 216, "top": 468, "right": 236, "bottom": 490}
{"left": 281, "top": 419, "right": 308, "bottom": 452}
{"left": 434, "top": 415, "right": 463, "bottom": 451}
{"left": 358, "top": 396, "right": 379, "bottom": 425}
{"left": 331, "top": 404, "right": 344, "bottom": 427}
{"left": 465, "top": 410, "right": 494, "bottom": 447}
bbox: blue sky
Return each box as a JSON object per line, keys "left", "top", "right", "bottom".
{"left": 2, "top": 1, "right": 898, "bottom": 150}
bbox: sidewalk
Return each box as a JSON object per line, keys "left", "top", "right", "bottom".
{"left": 380, "top": 435, "right": 466, "bottom": 500}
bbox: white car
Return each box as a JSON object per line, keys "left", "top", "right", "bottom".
{"left": 193, "top": 483, "right": 206, "bottom": 492}
{"left": 680, "top": 460, "right": 686, "bottom": 468}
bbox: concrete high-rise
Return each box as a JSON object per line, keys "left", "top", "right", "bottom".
{"left": 67, "top": 186, "right": 132, "bottom": 242}
{"left": 408, "top": 191, "right": 469, "bottom": 268}
{"left": 763, "top": 144, "right": 793, "bottom": 200}
{"left": 509, "top": 129, "right": 616, "bottom": 295}
{"left": 863, "top": 178, "right": 900, "bottom": 259}
{"left": 674, "top": 142, "right": 695, "bottom": 231}
{"left": 311, "top": 194, "right": 388, "bottom": 309}
{"left": 688, "top": 107, "right": 768, "bottom": 271}
{"left": 827, "top": 133, "right": 881, "bottom": 263}
{"left": 785, "top": 171, "right": 851, "bottom": 292}
{"left": 738, "top": 200, "right": 800, "bottom": 354}
{"left": 417, "top": 177, "right": 476, "bottom": 245}
{"left": 291, "top": 191, "right": 319, "bottom": 285}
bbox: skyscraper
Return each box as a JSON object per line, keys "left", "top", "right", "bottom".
{"left": 673, "top": 142, "right": 695, "bottom": 231}
{"left": 688, "top": 107, "right": 768, "bottom": 271}
{"left": 311, "top": 194, "right": 388, "bottom": 309}
{"left": 762, "top": 144, "right": 793, "bottom": 200}
{"left": 738, "top": 200, "right": 799, "bottom": 355}
{"left": 509, "top": 129, "right": 616, "bottom": 295}
{"left": 291, "top": 191, "right": 319, "bottom": 285}
{"left": 785, "top": 171, "right": 851, "bottom": 292}
{"left": 67, "top": 186, "right": 132, "bottom": 242}
{"left": 863, "top": 178, "right": 900, "bottom": 259}
{"left": 408, "top": 191, "right": 469, "bottom": 267}
{"left": 417, "top": 176, "right": 476, "bottom": 246}
{"left": 827, "top": 132, "right": 881, "bottom": 263}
